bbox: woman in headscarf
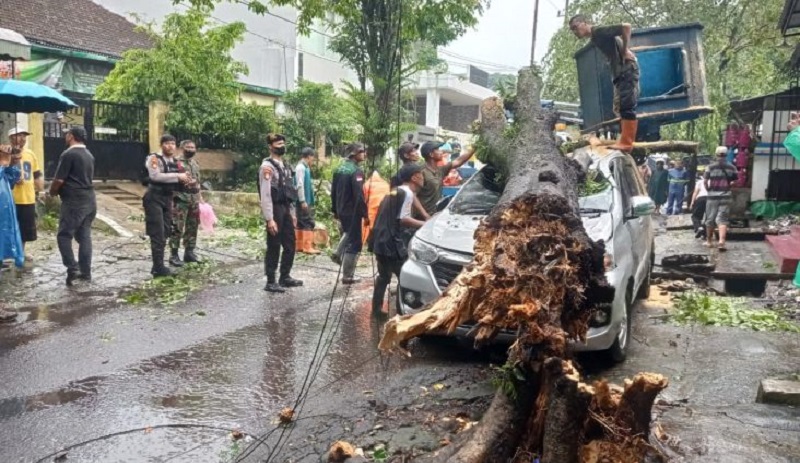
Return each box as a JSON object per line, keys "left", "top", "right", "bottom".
{"left": 0, "top": 146, "right": 24, "bottom": 321}
{"left": 648, "top": 160, "right": 669, "bottom": 214}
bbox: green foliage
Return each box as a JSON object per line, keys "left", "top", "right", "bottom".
{"left": 121, "top": 261, "right": 221, "bottom": 305}
{"left": 179, "top": 0, "right": 486, "bottom": 160}
{"left": 490, "top": 362, "right": 526, "bottom": 400}
{"left": 580, "top": 169, "right": 611, "bottom": 196}
{"left": 37, "top": 211, "right": 59, "bottom": 232}
{"left": 217, "top": 213, "right": 266, "bottom": 241}
{"left": 672, "top": 292, "right": 800, "bottom": 333}
{"left": 96, "top": 6, "right": 247, "bottom": 136}
{"left": 281, "top": 80, "right": 357, "bottom": 154}
{"left": 542, "top": 0, "right": 793, "bottom": 152}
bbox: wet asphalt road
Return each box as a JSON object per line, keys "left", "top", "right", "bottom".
{"left": 0, "top": 259, "right": 493, "bottom": 463}
{"left": 2, "top": 248, "right": 800, "bottom": 462}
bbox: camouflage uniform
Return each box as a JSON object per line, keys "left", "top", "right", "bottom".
{"left": 170, "top": 156, "right": 201, "bottom": 252}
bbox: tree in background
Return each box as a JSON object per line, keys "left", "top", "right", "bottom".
{"left": 96, "top": 6, "right": 250, "bottom": 136}
{"left": 541, "top": 0, "right": 792, "bottom": 151}
{"left": 281, "top": 80, "right": 357, "bottom": 156}
{"left": 181, "top": 0, "right": 487, "bottom": 159}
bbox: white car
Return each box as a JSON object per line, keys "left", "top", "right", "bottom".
{"left": 397, "top": 151, "right": 655, "bottom": 362}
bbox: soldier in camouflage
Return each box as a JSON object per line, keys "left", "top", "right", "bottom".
{"left": 169, "top": 140, "right": 202, "bottom": 267}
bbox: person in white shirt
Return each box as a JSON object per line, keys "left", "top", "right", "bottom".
{"left": 367, "top": 164, "right": 426, "bottom": 316}
{"left": 690, "top": 171, "right": 708, "bottom": 239}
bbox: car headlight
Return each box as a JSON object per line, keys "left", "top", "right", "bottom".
{"left": 603, "top": 252, "right": 616, "bottom": 272}
{"left": 409, "top": 237, "right": 438, "bottom": 265}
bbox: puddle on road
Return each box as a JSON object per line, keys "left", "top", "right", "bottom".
{"left": 1, "top": 292, "right": 487, "bottom": 462}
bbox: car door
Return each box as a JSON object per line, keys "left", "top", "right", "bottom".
{"left": 615, "top": 156, "right": 650, "bottom": 289}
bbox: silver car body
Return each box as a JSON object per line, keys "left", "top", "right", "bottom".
{"left": 397, "top": 151, "right": 654, "bottom": 353}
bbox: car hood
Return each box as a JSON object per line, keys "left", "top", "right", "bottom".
{"left": 416, "top": 208, "right": 614, "bottom": 255}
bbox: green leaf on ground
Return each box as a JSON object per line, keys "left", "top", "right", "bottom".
{"left": 671, "top": 292, "right": 800, "bottom": 333}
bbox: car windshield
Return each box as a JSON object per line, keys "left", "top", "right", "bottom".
{"left": 449, "top": 165, "right": 613, "bottom": 216}
{"left": 449, "top": 165, "right": 504, "bottom": 215}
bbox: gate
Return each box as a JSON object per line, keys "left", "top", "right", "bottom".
{"left": 44, "top": 98, "right": 149, "bottom": 180}
{"left": 765, "top": 90, "right": 800, "bottom": 201}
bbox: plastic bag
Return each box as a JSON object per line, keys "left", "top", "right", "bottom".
{"left": 199, "top": 202, "right": 217, "bottom": 233}
{"left": 783, "top": 126, "right": 800, "bottom": 163}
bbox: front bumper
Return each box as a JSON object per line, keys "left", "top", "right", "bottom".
{"left": 397, "top": 258, "right": 625, "bottom": 352}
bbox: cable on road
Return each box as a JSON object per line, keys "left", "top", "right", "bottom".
{"left": 33, "top": 424, "right": 259, "bottom": 463}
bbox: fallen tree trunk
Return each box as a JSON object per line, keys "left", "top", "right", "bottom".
{"left": 379, "top": 68, "right": 667, "bottom": 463}
{"left": 561, "top": 138, "right": 700, "bottom": 157}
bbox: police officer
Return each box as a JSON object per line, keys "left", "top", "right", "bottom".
{"left": 169, "top": 139, "right": 202, "bottom": 267}
{"left": 260, "top": 133, "right": 303, "bottom": 293}
{"left": 144, "top": 134, "right": 190, "bottom": 277}
{"left": 330, "top": 142, "right": 368, "bottom": 284}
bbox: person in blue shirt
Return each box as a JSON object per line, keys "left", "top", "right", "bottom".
{"left": 666, "top": 159, "right": 689, "bottom": 215}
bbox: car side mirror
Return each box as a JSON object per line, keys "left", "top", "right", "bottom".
{"left": 630, "top": 195, "right": 655, "bottom": 218}
{"left": 437, "top": 195, "right": 453, "bottom": 212}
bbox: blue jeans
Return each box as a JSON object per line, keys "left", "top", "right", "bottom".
{"left": 667, "top": 189, "right": 685, "bottom": 215}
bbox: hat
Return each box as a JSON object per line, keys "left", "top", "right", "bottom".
{"left": 266, "top": 133, "right": 285, "bottom": 144}
{"left": 398, "top": 142, "right": 419, "bottom": 160}
{"left": 440, "top": 142, "right": 453, "bottom": 153}
{"left": 8, "top": 127, "right": 29, "bottom": 137}
{"left": 398, "top": 164, "right": 424, "bottom": 183}
{"left": 344, "top": 142, "right": 366, "bottom": 157}
{"left": 420, "top": 141, "right": 444, "bottom": 159}
{"left": 715, "top": 146, "right": 727, "bottom": 156}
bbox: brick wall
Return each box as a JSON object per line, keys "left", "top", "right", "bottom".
{"left": 195, "top": 149, "right": 240, "bottom": 172}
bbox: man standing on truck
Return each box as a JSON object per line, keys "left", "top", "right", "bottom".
{"left": 569, "top": 15, "right": 639, "bottom": 152}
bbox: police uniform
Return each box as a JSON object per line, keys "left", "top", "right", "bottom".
{"left": 143, "top": 152, "right": 182, "bottom": 276}
{"left": 259, "top": 156, "right": 302, "bottom": 290}
{"left": 170, "top": 155, "right": 201, "bottom": 263}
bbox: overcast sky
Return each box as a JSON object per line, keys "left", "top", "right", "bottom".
{"left": 444, "top": 0, "right": 566, "bottom": 72}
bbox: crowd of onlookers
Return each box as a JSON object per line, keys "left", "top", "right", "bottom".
{"left": 643, "top": 147, "right": 739, "bottom": 251}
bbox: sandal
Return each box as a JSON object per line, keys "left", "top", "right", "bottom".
{"left": 718, "top": 242, "right": 727, "bottom": 252}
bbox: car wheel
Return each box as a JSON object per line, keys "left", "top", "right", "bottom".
{"left": 636, "top": 248, "right": 654, "bottom": 300}
{"left": 606, "top": 287, "right": 633, "bottom": 364}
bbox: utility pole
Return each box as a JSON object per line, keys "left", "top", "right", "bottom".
{"left": 531, "top": 0, "right": 540, "bottom": 66}
{"left": 564, "top": 0, "right": 570, "bottom": 24}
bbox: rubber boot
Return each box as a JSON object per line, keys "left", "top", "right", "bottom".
{"left": 609, "top": 119, "right": 638, "bottom": 153}
{"left": 183, "top": 248, "right": 199, "bottom": 263}
{"left": 169, "top": 249, "right": 184, "bottom": 267}
{"left": 302, "top": 231, "right": 321, "bottom": 255}
{"left": 330, "top": 233, "right": 349, "bottom": 265}
{"left": 151, "top": 247, "right": 173, "bottom": 278}
{"left": 295, "top": 230, "right": 303, "bottom": 253}
{"left": 341, "top": 253, "right": 361, "bottom": 285}
{"left": 279, "top": 275, "right": 304, "bottom": 287}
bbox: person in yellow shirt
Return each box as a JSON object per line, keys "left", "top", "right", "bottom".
{"left": 8, "top": 127, "right": 43, "bottom": 255}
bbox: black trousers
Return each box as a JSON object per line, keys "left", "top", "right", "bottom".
{"left": 296, "top": 204, "right": 315, "bottom": 231}
{"left": 613, "top": 64, "right": 640, "bottom": 120}
{"left": 143, "top": 190, "right": 173, "bottom": 265}
{"left": 265, "top": 203, "right": 296, "bottom": 281}
{"left": 372, "top": 254, "right": 404, "bottom": 313}
{"left": 338, "top": 214, "right": 363, "bottom": 254}
{"left": 57, "top": 198, "right": 96, "bottom": 276}
{"left": 691, "top": 196, "right": 707, "bottom": 235}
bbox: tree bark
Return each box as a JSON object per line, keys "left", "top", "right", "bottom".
{"left": 561, "top": 138, "right": 700, "bottom": 157}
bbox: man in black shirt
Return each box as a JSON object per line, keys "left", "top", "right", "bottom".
{"left": 330, "top": 143, "right": 368, "bottom": 284}
{"left": 368, "top": 164, "right": 425, "bottom": 315}
{"left": 570, "top": 15, "right": 639, "bottom": 152}
{"left": 49, "top": 127, "right": 96, "bottom": 286}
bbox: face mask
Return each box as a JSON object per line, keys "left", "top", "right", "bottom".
{"left": 273, "top": 146, "right": 286, "bottom": 156}
{"left": 183, "top": 150, "right": 196, "bottom": 158}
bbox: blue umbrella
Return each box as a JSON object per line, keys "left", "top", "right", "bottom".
{"left": 0, "top": 78, "right": 76, "bottom": 113}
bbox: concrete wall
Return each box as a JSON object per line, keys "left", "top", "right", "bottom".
{"left": 95, "top": 0, "right": 297, "bottom": 92}
{"left": 296, "top": 19, "right": 358, "bottom": 92}
{"left": 202, "top": 191, "right": 260, "bottom": 216}
{"left": 439, "top": 102, "right": 479, "bottom": 134}
{"left": 240, "top": 91, "right": 278, "bottom": 106}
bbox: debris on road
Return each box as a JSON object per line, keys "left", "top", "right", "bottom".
{"left": 328, "top": 440, "right": 356, "bottom": 462}
{"left": 279, "top": 407, "right": 295, "bottom": 424}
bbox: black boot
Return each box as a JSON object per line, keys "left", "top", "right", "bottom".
{"left": 341, "top": 253, "right": 361, "bottom": 285}
{"left": 183, "top": 248, "right": 199, "bottom": 263}
{"left": 169, "top": 249, "right": 184, "bottom": 267}
{"left": 279, "top": 276, "right": 303, "bottom": 287}
{"left": 66, "top": 270, "right": 80, "bottom": 287}
{"left": 264, "top": 275, "right": 286, "bottom": 293}
{"left": 151, "top": 247, "right": 173, "bottom": 277}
